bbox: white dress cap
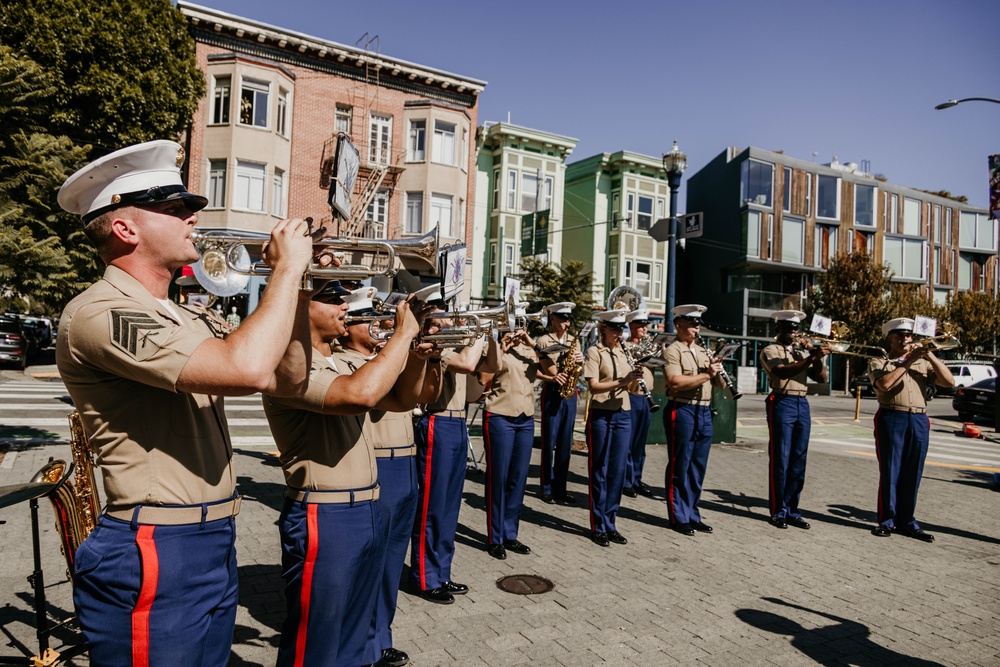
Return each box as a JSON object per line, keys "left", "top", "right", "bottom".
{"left": 626, "top": 308, "right": 651, "bottom": 323}
{"left": 58, "top": 140, "right": 208, "bottom": 221}
{"left": 544, "top": 302, "right": 576, "bottom": 315}
{"left": 881, "top": 317, "right": 915, "bottom": 337}
{"left": 671, "top": 304, "right": 707, "bottom": 320}
{"left": 597, "top": 309, "right": 628, "bottom": 325}
{"left": 343, "top": 286, "right": 378, "bottom": 314}
{"left": 772, "top": 309, "right": 806, "bottom": 324}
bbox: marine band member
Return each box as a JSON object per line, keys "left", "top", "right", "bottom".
{"left": 623, "top": 308, "right": 656, "bottom": 498}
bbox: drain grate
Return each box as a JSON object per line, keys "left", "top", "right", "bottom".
{"left": 496, "top": 574, "right": 555, "bottom": 595}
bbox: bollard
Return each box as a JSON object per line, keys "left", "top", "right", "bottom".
{"left": 854, "top": 386, "right": 861, "bottom": 422}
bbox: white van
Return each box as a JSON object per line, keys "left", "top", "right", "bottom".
{"left": 943, "top": 362, "right": 996, "bottom": 394}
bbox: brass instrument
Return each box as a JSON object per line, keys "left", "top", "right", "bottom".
{"left": 621, "top": 338, "right": 660, "bottom": 412}
{"left": 795, "top": 321, "right": 886, "bottom": 360}
{"left": 917, "top": 321, "right": 961, "bottom": 352}
{"left": 607, "top": 285, "right": 643, "bottom": 313}
{"left": 67, "top": 411, "right": 100, "bottom": 538}
{"left": 515, "top": 308, "right": 547, "bottom": 331}
{"left": 191, "top": 227, "right": 440, "bottom": 295}
{"left": 558, "top": 325, "right": 583, "bottom": 399}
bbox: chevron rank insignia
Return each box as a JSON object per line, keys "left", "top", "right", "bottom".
{"left": 109, "top": 310, "right": 168, "bottom": 361}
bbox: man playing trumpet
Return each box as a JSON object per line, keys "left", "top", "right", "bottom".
{"left": 759, "top": 310, "right": 830, "bottom": 530}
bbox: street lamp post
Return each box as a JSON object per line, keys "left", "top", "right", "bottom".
{"left": 662, "top": 140, "right": 687, "bottom": 333}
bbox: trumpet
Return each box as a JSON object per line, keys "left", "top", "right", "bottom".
{"left": 190, "top": 227, "right": 440, "bottom": 296}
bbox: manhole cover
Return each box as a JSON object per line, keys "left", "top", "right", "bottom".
{"left": 496, "top": 574, "right": 555, "bottom": 595}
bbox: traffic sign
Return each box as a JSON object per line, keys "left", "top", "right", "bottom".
{"left": 679, "top": 212, "right": 703, "bottom": 239}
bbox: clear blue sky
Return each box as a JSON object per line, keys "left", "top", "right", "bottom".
{"left": 192, "top": 0, "right": 1000, "bottom": 210}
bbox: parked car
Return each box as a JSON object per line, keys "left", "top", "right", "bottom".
{"left": 940, "top": 362, "right": 996, "bottom": 396}
{"left": 953, "top": 377, "right": 996, "bottom": 422}
{"left": 18, "top": 315, "right": 53, "bottom": 349}
{"left": 0, "top": 317, "right": 29, "bottom": 370}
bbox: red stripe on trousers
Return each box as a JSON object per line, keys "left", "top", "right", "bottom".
{"left": 484, "top": 412, "right": 494, "bottom": 543}
{"left": 293, "top": 504, "right": 320, "bottom": 667}
{"left": 417, "top": 416, "right": 436, "bottom": 591}
{"left": 586, "top": 416, "right": 595, "bottom": 532}
{"left": 766, "top": 395, "right": 778, "bottom": 517}
{"left": 132, "top": 525, "right": 159, "bottom": 667}
{"left": 666, "top": 406, "right": 677, "bottom": 524}
{"left": 873, "top": 409, "right": 884, "bottom": 524}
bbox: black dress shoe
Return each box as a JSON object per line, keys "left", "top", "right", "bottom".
{"left": 417, "top": 587, "right": 454, "bottom": 604}
{"left": 591, "top": 532, "right": 610, "bottom": 547}
{"left": 871, "top": 525, "right": 892, "bottom": 537}
{"left": 670, "top": 523, "right": 695, "bottom": 536}
{"left": 541, "top": 493, "right": 557, "bottom": 504}
{"left": 381, "top": 647, "right": 410, "bottom": 667}
{"left": 898, "top": 527, "right": 935, "bottom": 542}
{"left": 692, "top": 521, "right": 713, "bottom": 533}
{"left": 622, "top": 487, "right": 637, "bottom": 498}
{"left": 788, "top": 517, "right": 811, "bottom": 530}
{"left": 442, "top": 581, "right": 468, "bottom": 595}
{"left": 608, "top": 530, "right": 628, "bottom": 544}
{"left": 503, "top": 539, "right": 531, "bottom": 555}
{"left": 634, "top": 483, "right": 654, "bottom": 497}
{"left": 556, "top": 493, "right": 577, "bottom": 506}
{"left": 769, "top": 516, "right": 788, "bottom": 529}
{"left": 487, "top": 543, "right": 507, "bottom": 560}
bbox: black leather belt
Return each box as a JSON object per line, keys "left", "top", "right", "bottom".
{"left": 669, "top": 398, "right": 711, "bottom": 406}
{"left": 771, "top": 389, "right": 807, "bottom": 397}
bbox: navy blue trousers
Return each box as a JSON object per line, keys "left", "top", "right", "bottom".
{"left": 369, "top": 451, "right": 417, "bottom": 655}
{"left": 484, "top": 412, "right": 534, "bottom": 544}
{"left": 410, "top": 414, "right": 467, "bottom": 591}
{"left": 664, "top": 402, "right": 713, "bottom": 527}
{"left": 874, "top": 408, "right": 930, "bottom": 531}
{"left": 277, "top": 493, "right": 384, "bottom": 667}
{"left": 539, "top": 384, "right": 577, "bottom": 497}
{"left": 586, "top": 408, "right": 631, "bottom": 534}
{"left": 765, "top": 394, "right": 811, "bottom": 520}
{"left": 73, "top": 511, "right": 238, "bottom": 667}
{"left": 625, "top": 393, "right": 652, "bottom": 488}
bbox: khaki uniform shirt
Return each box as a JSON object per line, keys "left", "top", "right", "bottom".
{"left": 869, "top": 357, "right": 935, "bottom": 410}
{"left": 338, "top": 347, "right": 415, "bottom": 453}
{"left": 425, "top": 348, "right": 467, "bottom": 413}
{"left": 760, "top": 343, "right": 810, "bottom": 394}
{"left": 262, "top": 349, "right": 377, "bottom": 491}
{"left": 583, "top": 344, "right": 632, "bottom": 411}
{"left": 485, "top": 343, "right": 539, "bottom": 417}
{"left": 663, "top": 340, "right": 713, "bottom": 403}
{"left": 536, "top": 332, "right": 575, "bottom": 381}
{"left": 56, "top": 265, "right": 234, "bottom": 510}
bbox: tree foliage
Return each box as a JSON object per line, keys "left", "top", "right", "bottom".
{"left": 807, "top": 251, "right": 892, "bottom": 348}
{"left": 947, "top": 291, "right": 1000, "bottom": 353}
{"left": 517, "top": 258, "right": 599, "bottom": 326}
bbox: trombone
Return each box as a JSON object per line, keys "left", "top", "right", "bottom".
{"left": 794, "top": 321, "right": 887, "bottom": 359}
{"left": 915, "top": 321, "right": 961, "bottom": 352}
{"left": 190, "top": 227, "right": 440, "bottom": 295}
{"left": 349, "top": 297, "right": 517, "bottom": 348}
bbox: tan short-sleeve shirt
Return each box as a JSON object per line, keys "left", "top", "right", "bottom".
{"left": 338, "top": 347, "right": 415, "bottom": 452}
{"left": 425, "top": 347, "right": 467, "bottom": 413}
{"left": 262, "top": 349, "right": 377, "bottom": 490}
{"left": 56, "top": 265, "right": 234, "bottom": 509}
{"left": 583, "top": 344, "right": 632, "bottom": 411}
{"left": 869, "top": 357, "right": 935, "bottom": 410}
{"left": 664, "top": 340, "right": 713, "bottom": 403}
{"left": 535, "top": 332, "right": 575, "bottom": 378}
{"left": 760, "top": 343, "right": 810, "bottom": 393}
{"left": 485, "top": 343, "right": 539, "bottom": 417}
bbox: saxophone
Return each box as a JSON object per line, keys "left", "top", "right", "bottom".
{"left": 558, "top": 332, "right": 582, "bottom": 399}
{"left": 67, "top": 411, "right": 101, "bottom": 537}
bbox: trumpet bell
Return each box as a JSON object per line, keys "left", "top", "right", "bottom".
{"left": 191, "top": 244, "right": 251, "bottom": 297}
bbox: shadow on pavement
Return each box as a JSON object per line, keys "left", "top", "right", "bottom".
{"left": 736, "top": 597, "right": 944, "bottom": 666}
{"left": 235, "top": 474, "right": 286, "bottom": 516}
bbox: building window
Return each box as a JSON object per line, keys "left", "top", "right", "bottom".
{"left": 853, "top": 230, "right": 874, "bottom": 254}
{"left": 542, "top": 177, "right": 553, "bottom": 211}
{"left": 432, "top": 120, "right": 456, "bottom": 165}
{"left": 211, "top": 75, "right": 230, "bottom": 125}
{"left": 521, "top": 173, "right": 538, "bottom": 213}
{"left": 207, "top": 160, "right": 226, "bottom": 209}
{"left": 781, "top": 216, "right": 804, "bottom": 265}
{"left": 506, "top": 170, "right": 517, "bottom": 210}
{"left": 407, "top": 120, "right": 426, "bottom": 162}
{"left": 369, "top": 113, "right": 392, "bottom": 164}
{"left": 491, "top": 169, "right": 499, "bottom": 210}
{"left": 903, "top": 197, "right": 921, "bottom": 235}
{"left": 625, "top": 193, "right": 635, "bottom": 230}
{"left": 503, "top": 243, "right": 515, "bottom": 279}
{"left": 403, "top": 192, "right": 423, "bottom": 235}
{"left": 782, "top": 167, "right": 792, "bottom": 212}
{"left": 884, "top": 237, "right": 926, "bottom": 280}
{"left": 488, "top": 242, "right": 497, "bottom": 285}
{"left": 816, "top": 174, "right": 839, "bottom": 219}
{"left": 657, "top": 198, "right": 665, "bottom": 220}
{"left": 609, "top": 258, "right": 618, "bottom": 290}
{"left": 461, "top": 128, "right": 468, "bottom": 172}
{"left": 888, "top": 194, "right": 898, "bottom": 233}
{"left": 233, "top": 160, "right": 266, "bottom": 212}
{"left": 239, "top": 78, "right": 269, "bottom": 128}
{"left": 654, "top": 263, "right": 663, "bottom": 300}
{"left": 335, "top": 105, "right": 352, "bottom": 135}
{"left": 740, "top": 159, "right": 773, "bottom": 207}
{"left": 431, "top": 193, "right": 453, "bottom": 238}
{"left": 767, "top": 214, "right": 774, "bottom": 258}
{"left": 945, "top": 209, "right": 952, "bottom": 246}
{"left": 272, "top": 168, "right": 285, "bottom": 217}
{"left": 814, "top": 224, "right": 837, "bottom": 269}
{"left": 957, "top": 252, "right": 986, "bottom": 290}
{"left": 276, "top": 90, "right": 289, "bottom": 137}
{"left": 855, "top": 184, "right": 875, "bottom": 227}
{"left": 805, "top": 174, "right": 813, "bottom": 217}
{"left": 934, "top": 246, "right": 943, "bottom": 284}
{"left": 612, "top": 193, "right": 620, "bottom": 228}
{"left": 746, "top": 210, "right": 761, "bottom": 258}
{"left": 933, "top": 205, "right": 941, "bottom": 243}
{"left": 366, "top": 189, "right": 389, "bottom": 236}
{"left": 959, "top": 211, "right": 997, "bottom": 251}
{"left": 635, "top": 262, "right": 651, "bottom": 297}
{"left": 624, "top": 260, "right": 633, "bottom": 287}
{"left": 637, "top": 195, "right": 653, "bottom": 231}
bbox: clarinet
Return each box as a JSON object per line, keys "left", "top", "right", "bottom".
{"left": 697, "top": 336, "right": 742, "bottom": 400}
{"left": 622, "top": 342, "right": 661, "bottom": 413}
